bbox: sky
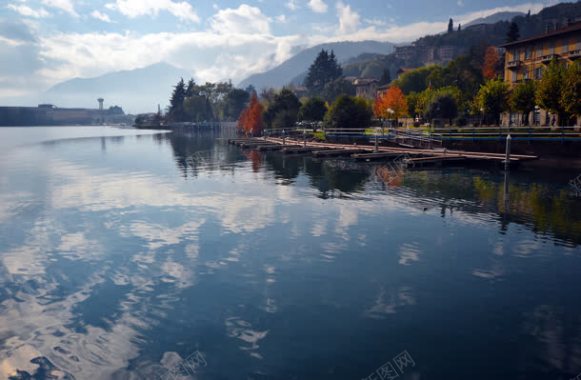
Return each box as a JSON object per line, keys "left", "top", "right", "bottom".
{"left": 0, "top": 0, "right": 567, "bottom": 106}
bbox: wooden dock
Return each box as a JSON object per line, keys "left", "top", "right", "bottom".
{"left": 227, "top": 138, "right": 539, "bottom": 165}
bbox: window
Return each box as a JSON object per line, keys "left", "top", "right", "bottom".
{"left": 536, "top": 44, "right": 542, "bottom": 58}
{"left": 535, "top": 67, "right": 543, "bottom": 80}
{"left": 524, "top": 69, "right": 530, "bottom": 80}
{"left": 511, "top": 71, "right": 517, "bottom": 82}
{"left": 525, "top": 47, "right": 532, "bottom": 59}
{"left": 549, "top": 41, "right": 555, "bottom": 54}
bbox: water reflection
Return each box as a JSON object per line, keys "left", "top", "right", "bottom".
{"left": 0, "top": 127, "right": 579, "bottom": 380}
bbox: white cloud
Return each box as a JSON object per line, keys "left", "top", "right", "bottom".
{"left": 336, "top": 1, "right": 360, "bottom": 34}
{"left": 286, "top": 0, "right": 299, "bottom": 11}
{"left": 7, "top": 4, "right": 51, "bottom": 18}
{"left": 36, "top": 29, "right": 300, "bottom": 86}
{"left": 91, "top": 10, "right": 112, "bottom": 23}
{"left": 209, "top": 5, "right": 270, "bottom": 35}
{"left": 308, "top": 0, "right": 328, "bottom": 13}
{"left": 41, "top": 0, "right": 78, "bottom": 17}
{"left": 105, "top": 0, "right": 200, "bottom": 23}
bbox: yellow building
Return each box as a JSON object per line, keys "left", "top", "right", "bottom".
{"left": 500, "top": 21, "right": 581, "bottom": 126}
{"left": 502, "top": 22, "right": 581, "bottom": 85}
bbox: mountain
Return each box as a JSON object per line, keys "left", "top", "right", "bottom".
{"left": 464, "top": 11, "right": 525, "bottom": 28}
{"left": 43, "top": 63, "right": 193, "bottom": 114}
{"left": 238, "top": 41, "right": 394, "bottom": 91}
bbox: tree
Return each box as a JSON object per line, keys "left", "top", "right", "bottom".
{"left": 476, "top": 79, "right": 510, "bottom": 125}
{"left": 169, "top": 78, "right": 186, "bottom": 121}
{"left": 374, "top": 86, "right": 408, "bottom": 124}
{"left": 299, "top": 97, "right": 327, "bottom": 122}
{"left": 426, "top": 95, "right": 458, "bottom": 124}
{"left": 509, "top": 80, "right": 536, "bottom": 126}
{"left": 448, "top": 18, "right": 454, "bottom": 33}
{"left": 536, "top": 59, "right": 567, "bottom": 126}
{"left": 458, "top": 24, "right": 462, "bottom": 32}
{"left": 506, "top": 21, "right": 520, "bottom": 43}
{"left": 325, "top": 95, "right": 372, "bottom": 130}
{"left": 561, "top": 63, "right": 581, "bottom": 122}
{"left": 406, "top": 92, "right": 420, "bottom": 118}
{"left": 223, "top": 89, "right": 250, "bottom": 121}
{"left": 394, "top": 65, "right": 440, "bottom": 94}
{"left": 305, "top": 49, "right": 343, "bottom": 95}
{"left": 321, "top": 78, "right": 355, "bottom": 102}
{"left": 184, "top": 95, "right": 214, "bottom": 122}
{"left": 482, "top": 46, "right": 500, "bottom": 80}
{"left": 263, "top": 88, "right": 301, "bottom": 130}
{"left": 185, "top": 79, "right": 196, "bottom": 97}
{"left": 379, "top": 69, "right": 392, "bottom": 86}
{"left": 238, "top": 94, "right": 264, "bottom": 136}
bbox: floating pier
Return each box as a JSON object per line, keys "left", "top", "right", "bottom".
{"left": 227, "top": 137, "right": 539, "bottom": 165}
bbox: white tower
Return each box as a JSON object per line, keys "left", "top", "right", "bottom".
{"left": 97, "top": 98, "right": 104, "bottom": 124}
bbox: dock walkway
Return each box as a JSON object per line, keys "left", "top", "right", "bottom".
{"left": 228, "top": 137, "right": 538, "bottom": 166}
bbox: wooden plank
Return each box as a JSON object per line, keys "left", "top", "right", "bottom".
{"left": 351, "top": 152, "right": 410, "bottom": 160}
{"left": 312, "top": 149, "right": 368, "bottom": 158}
{"left": 282, "top": 147, "right": 320, "bottom": 154}
{"left": 255, "top": 144, "right": 297, "bottom": 151}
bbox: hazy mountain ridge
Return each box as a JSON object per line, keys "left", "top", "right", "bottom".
{"left": 238, "top": 41, "right": 394, "bottom": 91}
{"left": 464, "top": 11, "right": 525, "bottom": 28}
{"left": 44, "top": 63, "right": 193, "bottom": 114}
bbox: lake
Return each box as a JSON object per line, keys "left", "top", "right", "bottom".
{"left": 0, "top": 126, "right": 580, "bottom": 380}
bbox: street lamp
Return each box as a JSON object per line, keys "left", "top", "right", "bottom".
{"left": 387, "top": 108, "right": 395, "bottom": 129}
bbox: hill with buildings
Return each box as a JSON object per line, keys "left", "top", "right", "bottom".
{"left": 332, "top": 2, "right": 581, "bottom": 82}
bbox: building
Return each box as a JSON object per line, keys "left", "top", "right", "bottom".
{"left": 353, "top": 78, "right": 379, "bottom": 99}
{"left": 502, "top": 21, "right": 581, "bottom": 85}
{"left": 500, "top": 21, "right": 581, "bottom": 126}
{"left": 0, "top": 104, "right": 128, "bottom": 126}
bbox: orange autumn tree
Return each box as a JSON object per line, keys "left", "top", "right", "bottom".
{"left": 483, "top": 46, "right": 500, "bottom": 80}
{"left": 238, "top": 94, "right": 264, "bottom": 136}
{"left": 374, "top": 86, "right": 408, "bottom": 124}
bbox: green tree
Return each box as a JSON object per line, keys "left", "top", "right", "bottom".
{"left": 298, "top": 97, "right": 327, "bottom": 122}
{"left": 169, "top": 78, "right": 186, "bottom": 121}
{"left": 509, "top": 80, "right": 536, "bottom": 126}
{"left": 561, "top": 63, "right": 581, "bottom": 122}
{"left": 379, "top": 69, "right": 392, "bottom": 86}
{"left": 263, "top": 88, "right": 301, "bottom": 130}
{"left": 305, "top": 50, "right": 343, "bottom": 95}
{"left": 185, "top": 79, "right": 196, "bottom": 97}
{"left": 223, "top": 89, "right": 250, "bottom": 121}
{"left": 406, "top": 92, "right": 420, "bottom": 118}
{"left": 324, "top": 95, "right": 372, "bottom": 130}
{"left": 476, "top": 79, "right": 510, "bottom": 125}
{"left": 321, "top": 78, "right": 355, "bottom": 102}
{"left": 506, "top": 21, "right": 520, "bottom": 43}
{"left": 448, "top": 18, "right": 454, "bottom": 33}
{"left": 426, "top": 94, "right": 458, "bottom": 124}
{"left": 536, "top": 59, "right": 567, "bottom": 126}
{"left": 394, "top": 65, "right": 440, "bottom": 94}
{"left": 184, "top": 95, "right": 214, "bottom": 122}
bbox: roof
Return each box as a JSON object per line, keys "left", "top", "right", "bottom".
{"left": 501, "top": 21, "right": 581, "bottom": 48}
{"left": 353, "top": 78, "right": 379, "bottom": 86}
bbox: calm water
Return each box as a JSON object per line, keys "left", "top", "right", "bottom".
{"left": 0, "top": 126, "right": 580, "bottom": 380}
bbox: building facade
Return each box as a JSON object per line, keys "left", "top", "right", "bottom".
{"left": 500, "top": 22, "right": 581, "bottom": 126}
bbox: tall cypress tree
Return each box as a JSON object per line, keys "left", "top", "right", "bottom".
{"left": 506, "top": 22, "right": 520, "bottom": 43}
{"left": 169, "top": 78, "right": 186, "bottom": 121}
{"left": 448, "top": 18, "right": 454, "bottom": 33}
{"left": 304, "top": 49, "right": 343, "bottom": 95}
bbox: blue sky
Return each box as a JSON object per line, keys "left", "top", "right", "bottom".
{"left": 0, "top": 0, "right": 567, "bottom": 104}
